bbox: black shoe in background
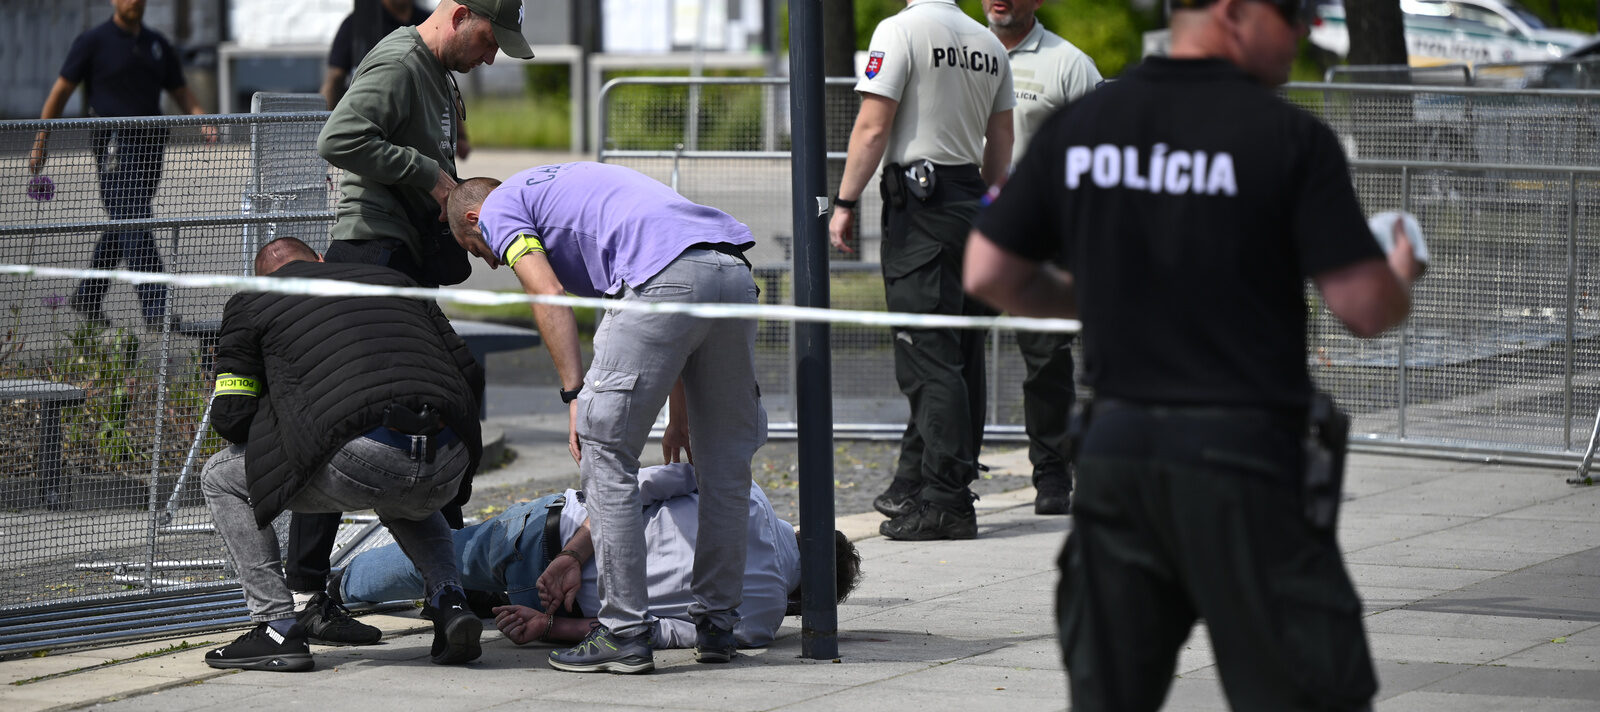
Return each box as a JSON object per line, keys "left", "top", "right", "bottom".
{"left": 423, "top": 587, "right": 483, "bottom": 665}
{"left": 694, "top": 618, "right": 736, "bottom": 663}
{"left": 1034, "top": 473, "right": 1072, "bottom": 516}
{"left": 296, "top": 591, "right": 381, "bottom": 646}
{"left": 204, "top": 622, "right": 313, "bottom": 672}
{"left": 464, "top": 589, "right": 510, "bottom": 619}
{"left": 880, "top": 501, "right": 977, "bottom": 541}
{"left": 873, "top": 478, "right": 921, "bottom": 518}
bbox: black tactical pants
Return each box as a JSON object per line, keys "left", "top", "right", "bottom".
{"left": 879, "top": 169, "right": 988, "bottom": 512}
{"left": 1059, "top": 402, "right": 1376, "bottom": 712}
{"left": 1016, "top": 330, "right": 1075, "bottom": 488}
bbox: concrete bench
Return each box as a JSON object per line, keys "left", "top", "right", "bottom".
{"left": 0, "top": 379, "right": 87, "bottom": 510}
{"left": 452, "top": 320, "right": 542, "bottom": 418}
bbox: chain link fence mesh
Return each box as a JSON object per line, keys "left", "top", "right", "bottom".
{"left": 1, "top": 107, "right": 337, "bottom": 612}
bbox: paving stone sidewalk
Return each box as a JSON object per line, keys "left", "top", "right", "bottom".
{"left": 4, "top": 450, "right": 1600, "bottom": 711}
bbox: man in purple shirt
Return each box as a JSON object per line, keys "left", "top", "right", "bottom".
{"left": 446, "top": 162, "right": 765, "bottom": 674}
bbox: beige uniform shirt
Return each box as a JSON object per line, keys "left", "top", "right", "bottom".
{"left": 1006, "top": 21, "right": 1102, "bottom": 165}
{"left": 856, "top": 0, "right": 1015, "bottom": 167}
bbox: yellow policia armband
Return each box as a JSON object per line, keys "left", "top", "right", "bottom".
{"left": 503, "top": 232, "right": 546, "bottom": 269}
{"left": 213, "top": 374, "right": 262, "bottom": 398}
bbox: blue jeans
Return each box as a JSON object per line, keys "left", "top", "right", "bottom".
{"left": 341, "top": 494, "right": 560, "bottom": 609}
{"left": 76, "top": 127, "right": 169, "bottom": 321}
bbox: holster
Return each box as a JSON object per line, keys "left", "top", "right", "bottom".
{"left": 880, "top": 163, "right": 908, "bottom": 210}
{"left": 382, "top": 403, "right": 445, "bottom": 462}
{"left": 1302, "top": 391, "right": 1350, "bottom": 531}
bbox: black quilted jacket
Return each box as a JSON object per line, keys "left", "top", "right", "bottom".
{"left": 211, "top": 260, "right": 483, "bottom": 526}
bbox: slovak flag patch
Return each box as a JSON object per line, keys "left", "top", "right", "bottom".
{"left": 865, "top": 51, "right": 884, "bottom": 79}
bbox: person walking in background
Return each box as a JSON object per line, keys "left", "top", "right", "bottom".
{"left": 28, "top": 0, "right": 216, "bottom": 330}
{"left": 965, "top": 0, "right": 1421, "bottom": 706}
{"left": 984, "top": 0, "right": 1102, "bottom": 515}
{"left": 833, "top": 0, "right": 1014, "bottom": 541}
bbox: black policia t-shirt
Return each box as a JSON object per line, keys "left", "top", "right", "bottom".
{"left": 976, "top": 57, "right": 1383, "bottom": 410}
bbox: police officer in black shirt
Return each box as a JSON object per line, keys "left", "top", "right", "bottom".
{"left": 29, "top": 0, "right": 216, "bottom": 330}
{"left": 966, "top": 0, "right": 1421, "bottom": 708}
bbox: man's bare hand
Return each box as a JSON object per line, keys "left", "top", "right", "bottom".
{"left": 27, "top": 134, "right": 48, "bottom": 175}
{"left": 431, "top": 170, "right": 458, "bottom": 222}
{"left": 661, "top": 420, "right": 692, "bottom": 464}
{"left": 200, "top": 124, "right": 219, "bottom": 144}
{"left": 828, "top": 207, "right": 856, "bottom": 254}
{"left": 537, "top": 552, "right": 582, "bottom": 613}
{"left": 567, "top": 400, "right": 581, "bottom": 464}
{"left": 492, "top": 604, "right": 551, "bottom": 645}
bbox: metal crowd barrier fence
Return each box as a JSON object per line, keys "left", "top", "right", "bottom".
{"left": 597, "top": 76, "right": 1600, "bottom": 465}
{"left": 0, "top": 106, "right": 363, "bottom": 651}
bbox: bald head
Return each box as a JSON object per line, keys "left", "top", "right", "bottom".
{"left": 1167, "top": 0, "right": 1304, "bottom": 87}
{"left": 254, "top": 237, "right": 319, "bottom": 276}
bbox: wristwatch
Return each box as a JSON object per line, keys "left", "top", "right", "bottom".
{"left": 560, "top": 386, "right": 582, "bottom": 403}
{"left": 833, "top": 194, "right": 859, "bottom": 210}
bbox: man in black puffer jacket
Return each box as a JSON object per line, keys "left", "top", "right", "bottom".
{"left": 199, "top": 237, "right": 485, "bottom": 673}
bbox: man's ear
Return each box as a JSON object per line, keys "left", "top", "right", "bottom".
{"left": 465, "top": 206, "right": 481, "bottom": 227}
{"left": 315, "top": 251, "right": 325, "bottom": 263}
{"left": 453, "top": 4, "right": 473, "bottom": 28}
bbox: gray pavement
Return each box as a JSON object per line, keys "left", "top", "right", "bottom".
{"left": 5, "top": 443, "right": 1600, "bottom": 710}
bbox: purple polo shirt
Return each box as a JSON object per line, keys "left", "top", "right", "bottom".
{"left": 477, "top": 162, "right": 755, "bottom": 298}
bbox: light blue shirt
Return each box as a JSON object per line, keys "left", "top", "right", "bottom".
{"left": 478, "top": 162, "right": 754, "bottom": 298}
{"left": 559, "top": 463, "right": 800, "bottom": 648}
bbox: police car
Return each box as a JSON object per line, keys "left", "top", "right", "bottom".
{"left": 1310, "top": 0, "right": 1593, "bottom": 66}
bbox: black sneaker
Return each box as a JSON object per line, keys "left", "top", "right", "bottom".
{"left": 422, "top": 587, "right": 483, "bottom": 665}
{"left": 1034, "top": 473, "right": 1072, "bottom": 516}
{"left": 548, "top": 623, "right": 654, "bottom": 674}
{"left": 880, "top": 502, "right": 977, "bottom": 541}
{"left": 297, "top": 591, "right": 381, "bottom": 646}
{"left": 694, "top": 618, "right": 736, "bottom": 663}
{"left": 873, "top": 478, "right": 921, "bottom": 518}
{"left": 204, "top": 622, "right": 313, "bottom": 672}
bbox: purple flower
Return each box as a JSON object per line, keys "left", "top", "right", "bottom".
{"left": 43, "top": 294, "right": 66, "bottom": 309}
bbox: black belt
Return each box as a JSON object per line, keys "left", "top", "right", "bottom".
{"left": 362, "top": 425, "right": 458, "bottom": 460}
{"left": 543, "top": 496, "right": 565, "bottom": 565}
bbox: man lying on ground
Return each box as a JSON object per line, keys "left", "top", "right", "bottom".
{"left": 336, "top": 462, "right": 863, "bottom": 649}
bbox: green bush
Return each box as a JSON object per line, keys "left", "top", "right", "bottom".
{"left": 600, "top": 67, "right": 769, "bottom": 151}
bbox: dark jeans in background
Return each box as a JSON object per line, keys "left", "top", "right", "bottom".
{"left": 75, "top": 127, "right": 169, "bottom": 321}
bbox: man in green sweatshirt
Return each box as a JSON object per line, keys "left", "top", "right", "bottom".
{"left": 298, "top": 0, "right": 533, "bottom": 647}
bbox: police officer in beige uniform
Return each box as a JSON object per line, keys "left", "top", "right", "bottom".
{"left": 985, "top": 0, "right": 1101, "bottom": 515}
{"left": 830, "top": 0, "right": 1014, "bottom": 541}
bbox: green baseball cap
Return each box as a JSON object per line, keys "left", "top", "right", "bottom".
{"left": 457, "top": 0, "right": 534, "bottom": 59}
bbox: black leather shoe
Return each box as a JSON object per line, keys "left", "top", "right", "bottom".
{"left": 880, "top": 502, "right": 977, "bottom": 541}
{"left": 873, "top": 478, "right": 921, "bottom": 518}
{"left": 423, "top": 587, "right": 483, "bottom": 665}
{"left": 1034, "top": 474, "right": 1072, "bottom": 516}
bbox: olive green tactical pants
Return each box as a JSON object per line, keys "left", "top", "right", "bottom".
{"left": 1059, "top": 402, "right": 1376, "bottom": 712}
{"left": 880, "top": 197, "right": 989, "bottom": 512}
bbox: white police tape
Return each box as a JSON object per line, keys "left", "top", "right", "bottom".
{"left": 0, "top": 264, "right": 1082, "bottom": 333}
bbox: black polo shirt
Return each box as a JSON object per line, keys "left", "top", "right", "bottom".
{"left": 59, "top": 20, "right": 185, "bottom": 118}
{"left": 327, "top": 3, "right": 429, "bottom": 72}
{"left": 976, "top": 57, "right": 1384, "bottom": 410}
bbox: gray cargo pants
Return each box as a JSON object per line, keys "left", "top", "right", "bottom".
{"left": 578, "top": 248, "right": 764, "bottom": 639}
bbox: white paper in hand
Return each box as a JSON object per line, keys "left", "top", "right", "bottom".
{"left": 1367, "top": 211, "right": 1430, "bottom": 266}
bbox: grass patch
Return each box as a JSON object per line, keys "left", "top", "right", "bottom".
{"left": 465, "top": 95, "right": 571, "bottom": 149}
{"left": 10, "top": 639, "right": 214, "bottom": 685}
{"left": 441, "top": 291, "right": 600, "bottom": 333}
